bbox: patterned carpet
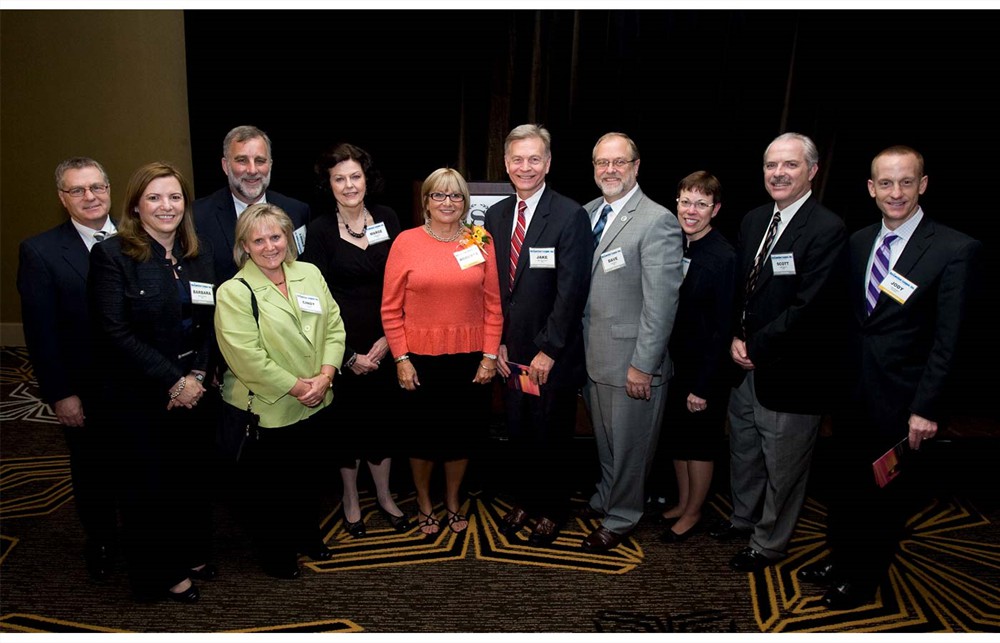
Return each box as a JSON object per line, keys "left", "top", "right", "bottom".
{"left": 2, "top": 346, "right": 998, "bottom": 633}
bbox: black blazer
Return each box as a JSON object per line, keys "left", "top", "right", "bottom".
{"left": 17, "top": 220, "right": 98, "bottom": 404}
{"left": 735, "top": 195, "right": 847, "bottom": 413}
{"left": 847, "top": 216, "right": 981, "bottom": 435}
{"left": 193, "top": 187, "right": 310, "bottom": 283}
{"left": 484, "top": 187, "right": 592, "bottom": 388}
{"left": 88, "top": 235, "right": 217, "bottom": 397}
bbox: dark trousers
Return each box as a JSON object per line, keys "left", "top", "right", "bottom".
{"left": 502, "top": 384, "right": 578, "bottom": 523}
{"left": 63, "top": 419, "right": 119, "bottom": 550}
{"left": 238, "top": 406, "right": 329, "bottom": 565}
{"left": 826, "top": 419, "right": 929, "bottom": 588}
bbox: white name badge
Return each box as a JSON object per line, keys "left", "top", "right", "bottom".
{"left": 879, "top": 270, "right": 918, "bottom": 304}
{"left": 454, "top": 245, "right": 485, "bottom": 270}
{"left": 293, "top": 225, "right": 307, "bottom": 255}
{"left": 681, "top": 257, "right": 691, "bottom": 279}
{"left": 365, "top": 221, "right": 390, "bottom": 244}
{"left": 770, "top": 252, "right": 796, "bottom": 275}
{"left": 529, "top": 247, "right": 556, "bottom": 268}
{"left": 189, "top": 281, "right": 215, "bottom": 306}
{"left": 600, "top": 247, "right": 626, "bottom": 273}
{"left": 295, "top": 293, "right": 322, "bottom": 314}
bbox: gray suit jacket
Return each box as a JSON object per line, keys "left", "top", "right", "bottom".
{"left": 583, "top": 187, "right": 684, "bottom": 386}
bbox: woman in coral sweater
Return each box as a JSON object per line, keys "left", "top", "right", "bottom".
{"left": 381, "top": 168, "right": 502, "bottom": 536}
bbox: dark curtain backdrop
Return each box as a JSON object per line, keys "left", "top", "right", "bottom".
{"left": 184, "top": 9, "right": 998, "bottom": 418}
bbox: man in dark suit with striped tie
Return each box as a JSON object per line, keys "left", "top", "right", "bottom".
{"left": 716, "top": 133, "right": 847, "bottom": 573}
{"left": 484, "top": 124, "right": 592, "bottom": 545}
{"left": 17, "top": 157, "right": 120, "bottom": 581}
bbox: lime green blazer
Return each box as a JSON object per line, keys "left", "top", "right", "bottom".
{"left": 215, "top": 259, "right": 345, "bottom": 428}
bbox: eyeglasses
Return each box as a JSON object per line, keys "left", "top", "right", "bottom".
{"left": 60, "top": 184, "right": 109, "bottom": 198}
{"left": 676, "top": 198, "right": 715, "bottom": 212}
{"left": 593, "top": 158, "right": 636, "bottom": 170}
{"left": 429, "top": 192, "right": 466, "bottom": 203}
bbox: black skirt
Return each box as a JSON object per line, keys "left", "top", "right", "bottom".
{"left": 404, "top": 352, "right": 488, "bottom": 461}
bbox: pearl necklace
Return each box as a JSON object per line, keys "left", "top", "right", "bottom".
{"left": 340, "top": 207, "right": 369, "bottom": 239}
{"left": 423, "top": 222, "right": 463, "bottom": 243}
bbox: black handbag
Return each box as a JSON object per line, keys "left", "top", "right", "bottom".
{"left": 216, "top": 278, "right": 262, "bottom": 462}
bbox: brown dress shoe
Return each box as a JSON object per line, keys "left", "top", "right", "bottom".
{"left": 581, "top": 526, "right": 623, "bottom": 552}
{"left": 575, "top": 504, "right": 603, "bottom": 520}
{"left": 500, "top": 506, "right": 530, "bottom": 536}
{"left": 528, "top": 516, "right": 560, "bottom": 545}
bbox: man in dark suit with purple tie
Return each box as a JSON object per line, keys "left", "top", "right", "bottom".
{"left": 797, "top": 145, "right": 981, "bottom": 609}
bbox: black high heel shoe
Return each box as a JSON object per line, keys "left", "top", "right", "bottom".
{"left": 342, "top": 510, "right": 367, "bottom": 538}
{"left": 165, "top": 583, "right": 201, "bottom": 604}
{"left": 189, "top": 564, "right": 218, "bottom": 581}
{"left": 377, "top": 504, "right": 413, "bottom": 532}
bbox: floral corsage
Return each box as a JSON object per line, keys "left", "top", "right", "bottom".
{"left": 459, "top": 222, "right": 492, "bottom": 255}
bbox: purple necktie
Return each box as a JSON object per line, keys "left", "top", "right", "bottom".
{"left": 866, "top": 233, "right": 898, "bottom": 315}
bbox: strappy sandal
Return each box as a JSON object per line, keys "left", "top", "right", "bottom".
{"left": 445, "top": 510, "right": 469, "bottom": 534}
{"left": 417, "top": 509, "right": 441, "bottom": 536}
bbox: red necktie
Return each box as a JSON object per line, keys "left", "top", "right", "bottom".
{"left": 509, "top": 200, "right": 527, "bottom": 290}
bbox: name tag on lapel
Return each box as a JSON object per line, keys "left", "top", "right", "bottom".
{"left": 189, "top": 281, "right": 215, "bottom": 305}
{"left": 879, "top": 270, "right": 918, "bottom": 304}
{"left": 770, "top": 252, "right": 796, "bottom": 275}
{"left": 296, "top": 293, "right": 322, "bottom": 314}
{"left": 600, "top": 247, "right": 626, "bottom": 273}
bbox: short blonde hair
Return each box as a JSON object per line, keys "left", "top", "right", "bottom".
{"left": 420, "top": 168, "right": 470, "bottom": 221}
{"left": 233, "top": 203, "right": 298, "bottom": 268}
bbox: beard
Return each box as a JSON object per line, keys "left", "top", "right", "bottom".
{"left": 229, "top": 171, "right": 270, "bottom": 203}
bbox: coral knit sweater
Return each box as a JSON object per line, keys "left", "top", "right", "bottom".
{"left": 381, "top": 227, "right": 503, "bottom": 358}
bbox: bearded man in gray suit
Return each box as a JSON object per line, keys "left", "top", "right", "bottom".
{"left": 580, "top": 132, "right": 684, "bottom": 551}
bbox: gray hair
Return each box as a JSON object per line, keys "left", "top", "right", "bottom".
{"left": 592, "top": 132, "right": 640, "bottom": 162}
{"left": 765, "top": 132, "right": 819, "bottom": 168}
{"left": 504, "top": 124, "right": 552, "bottom": 158}
{"left": 55, "top": 157, "right": 109, "bottom": 189}
{"left": 223, "top": 125, "right": 273, "bottom": 158}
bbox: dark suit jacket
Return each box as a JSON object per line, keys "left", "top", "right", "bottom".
{"left": 484, "top": 187, "right": 592, "bottom": 388}
{"left": 17, "top": 220, "right": 99, "bottom": 404}
{"left": 88, "top": 235, "right": 217, "bottom": 398}
{"left": 735, "top": 195, "right": 847, "bottom": 413}
{"left": 193, "top": 187, "right": 310, "bottom": 283}
{"left": 847, "top": 216, "right": 981, "bottom": 436}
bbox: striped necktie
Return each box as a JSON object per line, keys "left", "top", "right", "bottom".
{"left": 593, "top": 204, "right": 612, "bottom": 249}
{"left": 509, "top": 200, "right": 527, "bottom": 291}
{"left": 866, "top": 233, "right": 898, "bottom": 315}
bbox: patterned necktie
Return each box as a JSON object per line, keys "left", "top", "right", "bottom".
{"left": 866, "top": 233, "right": 898, "bottom": 316}
{"left": 93, "top": 230, "right": 109, "bottom": 242}
{"left": 509, "top": 200, "right": 527, "bottom": 290}
{"left": 745, "top": 211, "right": 781, "bottom": 299}
{"left": 593, "top": 204, "right": 612, "bottom": 249}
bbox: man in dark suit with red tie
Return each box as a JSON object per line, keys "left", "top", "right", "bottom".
{"left": 717, "top": 133, "right": 847, "bottom": 573}
{"left": 484, "top": 124, "right": 592, "bottom": 545}
{"left": 17, "top": 157, "right": 120, "bottom": 581}
{"left": 797, "top": 145, "right": 981, "bottom": 609}
{"left": 194, "top": 125, "right": 310, "bottom": 283}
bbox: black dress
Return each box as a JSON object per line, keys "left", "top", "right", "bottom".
{"left": 301, "top": 203, "right": 402, "bottom": 465}
{"left": 662, "top": 228, "right": 737, "bottom": 461}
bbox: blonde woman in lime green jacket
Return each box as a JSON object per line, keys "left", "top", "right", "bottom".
{"left": 215, "top": 203, "right": 345, "bottom": 580}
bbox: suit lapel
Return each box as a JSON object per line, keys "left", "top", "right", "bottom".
{"left": 870, "top": 217, "right": 934, "bottom": 319}
{"left": 853, "top": 224, "right": 880, "bottom": 323}
{"left": 749, "top": 199, "right": 812, "bottom": 296}
{"left": 512, "top": 191, "right": 550, "bottom": 291}
{"left": 215, "top": 191, "right": 238, "bottom": 257}
{"left": 591, "top": 190, "right": 641, "bottom": 272}
{"left": 59, "top": 220, "right": 90, "bottom": 283}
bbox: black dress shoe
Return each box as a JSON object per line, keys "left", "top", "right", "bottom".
{"left": 822, "top": 582, "right": 876, "bottom": 610}
{"left": 262, "top": 559, "right": 301, "bottom": 579}
{"left": 500, "top": 506, "right": 530, "bottom": 536}
{"left": 528, "top": 516, "right": 560, "bottom": 545}
{"left": 377, "top": 505, "right": 413, "bottom": 532}
{"left": 709, "top": 520, "right": 753, "bottom": 541}
{"left": 657, "top": 520, "right": 701, "bottom": 543}
{"left": 797, "top": 559, "right": 838, "bottom": 585}
{"left": 729, "top": 547, "right": 777, "bottom": 572}
{"left": 654, "top": 513, "right": 680, "bottom": 527}
{"left": 189, "top": 564, "right": 218, "bottom": 581}
{"left": 84, "top": 545, "right": 113, "bottom": 582}
{"left": 301, "top": 542, "right": 334, "bottom": 561}
{"left": 165, "top": 584, "right": 200, "bottom": 604}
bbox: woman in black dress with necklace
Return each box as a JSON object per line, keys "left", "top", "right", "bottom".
{"left": 301, "top": 143, "right": 411, "bottom": 537}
